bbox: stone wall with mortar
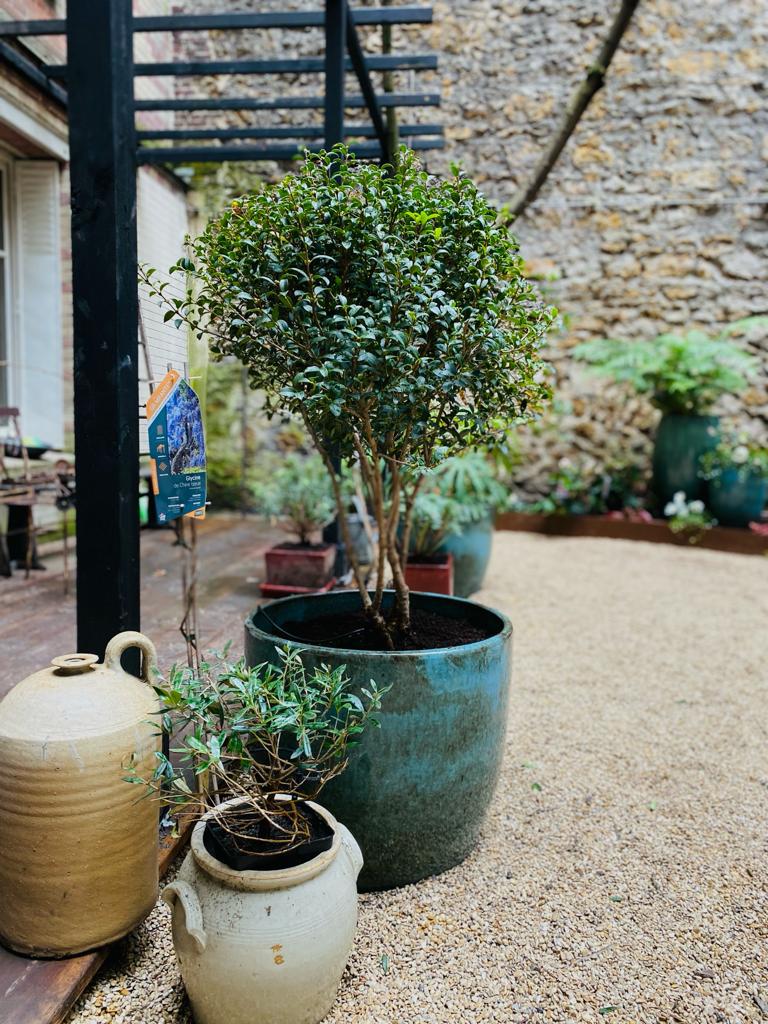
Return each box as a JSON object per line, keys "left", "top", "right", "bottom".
{"left": 174, "top": 0, "right": 768, "bottom": 495}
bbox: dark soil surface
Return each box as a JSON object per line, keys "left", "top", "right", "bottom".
{"left": 204, "top": 801, "right": 333, "bottom": 871}
{"left": 407, "top": 553, "right": 451, "bottom": 566}
{"left": 270, "top": 542, "right": 332, "bottom": 552}
{"left": 280, "top": 606, "right": 492, "bottom": 652}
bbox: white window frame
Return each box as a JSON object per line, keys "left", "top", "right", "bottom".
{"left": 0, "top": 151, "right": 17, "bottom": 416}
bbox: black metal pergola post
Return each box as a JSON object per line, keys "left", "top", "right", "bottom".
{"left": 67, "top": 0, "right": 140, "bottom": 659}
{"left": 1, "top": 2, "right": 442, "bottom": 659}
{"left": 324, "top": 0, "right": 347, "bottom": 150}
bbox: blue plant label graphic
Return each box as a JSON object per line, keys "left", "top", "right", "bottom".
{"left": 147, "top": 369, "right": 207, "bottom": 524}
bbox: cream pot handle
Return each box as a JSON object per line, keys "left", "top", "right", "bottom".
{"left": 339, "top": 824, "right": 364, "bottom": 879}
{"left": 104, "top": 630, "right": 158, "bottom": 685}
{"left": 162, "top": 881, "right": 207, "bottom": 953}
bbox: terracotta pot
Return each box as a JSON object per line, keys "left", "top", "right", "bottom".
{"left": 164, "top": 798, "right": 362, "bottom": 1024}
{"left": 404, "top": 552, "right": 454, "bottom": 595}
{"left": 264, "top": 544, "right": 336, "bottom": 588}
{"left": 0, "top": 632, "right": 160, "bottom": 957}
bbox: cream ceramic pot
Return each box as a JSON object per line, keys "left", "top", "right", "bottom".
{"left": 0, "top": 631, "right": 160, "bottom": 957}
{"left": 164, "top": 798, "right": 362, "bottom": 1024}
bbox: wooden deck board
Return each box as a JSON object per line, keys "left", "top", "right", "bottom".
{"left": 0, "top": 513, "right": 281, "bottom": 699}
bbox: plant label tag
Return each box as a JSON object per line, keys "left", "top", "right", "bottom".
{"left": 147, "top": 369, "right": 207, "bottom": 524}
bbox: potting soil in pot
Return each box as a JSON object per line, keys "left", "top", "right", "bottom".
{"left": 280, "top": 606, "right": 490, "bottom": 651}
{"left": 203, "top": 802, "right": 333, "bottom": 871}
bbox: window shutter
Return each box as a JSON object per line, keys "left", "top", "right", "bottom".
{"left": 15, "top": 161, "right": 63, "bottom": 448}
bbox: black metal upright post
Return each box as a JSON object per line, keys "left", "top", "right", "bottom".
{"left": 323, "top": 0, "right": 348, "bottom": 577}
{"left": 324, "top": 0, "right": 346, "bottom": 148}
{"left": 67, "top": 0, "right": 140, "bottom": 659}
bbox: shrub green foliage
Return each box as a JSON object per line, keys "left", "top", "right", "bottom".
{"left": 410, "top": 451, "right": 507, "bottom": 557}
{"left": 572, "top": 320, "right": 763, "bottom": 415}
{"left": 252, "top": 452, "right": 335, "bottom": 544}
{"left": 149, "top": 146, "right": 553, "bottom": 644}
{"left": 699, "top": 428, "right": 768, "bottom": 482}
{"left": 128, "top": 646, "right": 388, "bottom": 851}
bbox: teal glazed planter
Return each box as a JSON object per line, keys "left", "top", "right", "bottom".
{"left": 437, "top": 513, "right": 494, "bottom": 598}
{"left": 652, "top": 413, "right": 719, "bottom": 507}
{"left": 708, "top": 468, "right": 767, "bottom": 528}
{"left": 245, "top": 590, "right": 512, "bottom": 891}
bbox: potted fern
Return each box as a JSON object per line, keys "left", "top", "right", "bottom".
{"left": 148, "top": 146, "right": 553, "bottom": 888}
{"left": 573, "top": 322, "right": 762, "bottom": 508}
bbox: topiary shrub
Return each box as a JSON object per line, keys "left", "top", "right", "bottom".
{"left": 147, "top": 146, "right": 554, "bottom": 647}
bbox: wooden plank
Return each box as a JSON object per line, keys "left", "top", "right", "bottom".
{"left": 0, "top": 823, "right": 192, "bottom": 1024}
{"left": 495, "top": 511, "right": 768, "bottom": 556}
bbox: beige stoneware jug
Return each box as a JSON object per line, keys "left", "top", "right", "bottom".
{"left": 164, "top": 797, "right": 362, "bottom": 1024}
{"left": 0, "top": 631, "right": 160, "bottom": 957}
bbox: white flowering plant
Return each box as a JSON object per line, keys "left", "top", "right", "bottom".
{"left": 664, "top": 491, "right": 716, "bottom": 543}
{"left": 699, "top": 430, "right": 768, "bottom": 483}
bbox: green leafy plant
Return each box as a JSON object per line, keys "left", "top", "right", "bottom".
{"left": 252, "top": 452, "right": 335, "bottom": 545}
{"left": 699, "top": 429, "right": 768, "bottom": 482}
{"left": 409, "top": 491, "right": 471, "bottom": 558}
{"left": 409, "top": 451, "right": 507, "bottom": 557}
{"left": 129, "top": 646, "right": 388, "bottom": 854}
{"left": 145, "top": 146, "right": 554, "bottom": 646}
{"left": 572, "top": 319, "right": 764, "bottom": 415}
{"left": 510, "top": 454, "right": 647, "bottom": 517}
{"left": 664, "top": 491, "right": 716, "bottom": 543}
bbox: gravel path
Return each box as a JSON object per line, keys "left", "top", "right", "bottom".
{"left": 70, "top": 534, "right": 768, "bottom": 1024}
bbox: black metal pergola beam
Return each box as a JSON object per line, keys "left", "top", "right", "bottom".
{"left": 136, "top": 137, "right": 444, "bottom": 164}
{"left": 134, "top": 91, "right": 440, "bottom": 113}
{"left": 67, "top": 0, "right": 140, "bottom": 660}
{"left": 46, "top": 53, "right": 438, "bottom": 78}
{"left": 0, "top": 38, "right": 68, "bottom": 105}
{"left": 137, "top": 124, "right": 442, "bottom": 142}
{"left": 0, "top": 7, "right": 433, "bottom": 36}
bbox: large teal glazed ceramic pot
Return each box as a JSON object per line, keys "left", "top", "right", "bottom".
{"left": 245, "top": 590, "right": 512, "bottom": 891}
{"left": 652, "top": 413, "right": 719, "bottom": 506}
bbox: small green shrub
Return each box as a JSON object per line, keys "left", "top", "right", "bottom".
{"left": 409, "top": 451, "right": 507, "bottom": 556}
{"left": 128, "top": 646, "right": 388, "bottom": 853}
{"left": 510, "top": 454, "right": 648, "bottom": 517}
{"left": 252, "top": 452, "right": 335, "bottom": 545}
{"left": 664, "top": 491, "right": 716, "bottom": 543}
{"left": 699, "top": 428, "right": 768, "bottom": 482}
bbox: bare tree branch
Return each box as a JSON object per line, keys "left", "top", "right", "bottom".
{"left": 504, "top": 0, "right": 641, "bottom": 225}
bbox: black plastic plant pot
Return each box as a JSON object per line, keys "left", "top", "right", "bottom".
{"left": 245, "top": 589, "right": 512, "bottom": 891}
{"left": 203, "top": 803, "right": 334, "bottom": 872}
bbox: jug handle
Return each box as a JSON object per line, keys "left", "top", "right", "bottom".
{"left": 104, "top": 631, "right": 158, "bottom": 685}
{"left": 162, "top": 881, "right": 207, "bottom": 953}
{"left": 339, "top": 824, "right": 364, "bottom": 879}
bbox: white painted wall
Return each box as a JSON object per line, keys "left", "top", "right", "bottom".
{"left": 137, "top": 166, "right": 190, "bottom": 455}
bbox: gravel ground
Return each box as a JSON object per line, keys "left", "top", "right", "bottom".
{"left": 70, "top": 534, "right": 768, "bottom": 1024}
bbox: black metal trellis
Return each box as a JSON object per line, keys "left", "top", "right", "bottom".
{"left": 4, "top": 0, "right": 442, "bottom": 659}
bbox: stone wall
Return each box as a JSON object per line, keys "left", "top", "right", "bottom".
{"left": 428, "top": 0, "right": 768, "bottom": 491}
{"left": 175, "top": 0, "right": 768, "bottom": 492}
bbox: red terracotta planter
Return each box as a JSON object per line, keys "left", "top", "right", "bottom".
{"left": 404, "top": 553, "right": 454, "bottom": 595}
{"left": 264, "top": 543, "right": 336, "bottom": 589}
